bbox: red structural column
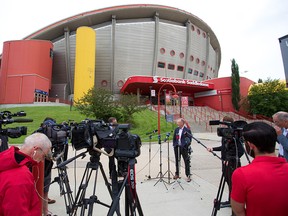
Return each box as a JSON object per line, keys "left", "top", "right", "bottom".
{"left": 32, "top": 161, "right": 44, "bottom": 214}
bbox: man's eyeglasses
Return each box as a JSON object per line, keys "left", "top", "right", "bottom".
{"left": 37, "top": 147, "right": 52, "bottom": 160}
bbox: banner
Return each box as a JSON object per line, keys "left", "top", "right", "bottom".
{"left": 181, "top": 96, "right": 189, "bottom": 107}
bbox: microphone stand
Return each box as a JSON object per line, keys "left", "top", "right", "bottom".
{"left": 144, "top": 129, "right": 158, "bottom": 180}
{"left": 147, "top": 134, "right": 152, "bottom": 180}
{"left": 154, "top": 134, "right": 168, "bottom": 190}
{"left": 162, "top": 132, "right": 173, "bottom": 184}
{"left": 184, "top": 132, "right": 221, "bottom": 160}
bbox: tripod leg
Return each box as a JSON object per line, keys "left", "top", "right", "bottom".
{"left": 107, "top": 175, "right": 129, "bottom": 216}
{"left": 148, "top": 137, "right": 152, "bottom": 179}
{"left": 73, "top": 162, "right": 93, "bottom": 213}
{"left": 57, "top": 167, "right": 74, "bottom": 215}
{"left": 86, "top": 166, "right": 100, "bottom": 216}
{"left": 211, "top": 169, "right": 227, "bottom": 216}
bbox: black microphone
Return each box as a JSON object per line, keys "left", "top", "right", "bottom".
{"left": 164, "top": 132, "right": 171, "bottom": 142}
{"left": 146, "top": 129, "right": 158, "bottom": 135}
{"left": 12, "top": 118, "right": 33, "bottom": 123}
{"left": 16, "top": 111, "right": 26, "bottom": 116}
{"left": 209, "top": 120, "right": 220, "bottom": 125}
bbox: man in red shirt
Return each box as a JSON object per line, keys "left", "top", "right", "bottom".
{"left": 231, "top": 122, "right": 288, "bottom": 216}
{"left": 0, "top": 133, "right": 52, "bottom": 216}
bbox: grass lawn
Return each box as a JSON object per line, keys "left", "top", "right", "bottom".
{"left": 0, "top": 105, "right": 175, "bottom": 144}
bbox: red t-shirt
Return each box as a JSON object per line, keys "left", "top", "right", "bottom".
{"left": 231, "top": 156, "right": 288, "bottom": 216}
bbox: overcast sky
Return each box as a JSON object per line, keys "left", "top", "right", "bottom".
{"left": 1, "top": 0, "right": 287, "bottom": 82}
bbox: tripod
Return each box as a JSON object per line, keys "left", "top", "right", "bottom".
{"left": 52, "top": 146, "right": 75, "bottom": 215}
{"left": 211, "top": 160, "right": 239, "bottom": 216}
{"left": 154, "top": 134, "right": 168, "bottom": 189}
{"left": 71, "top": 152, "right": 113, "bottom": 216}
{"left": 107, "top": 158, "right": 144, "bottom": 216}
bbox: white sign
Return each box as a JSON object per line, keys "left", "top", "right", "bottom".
{"left": 151, "top": 89, "right": 156, "bottom": 97}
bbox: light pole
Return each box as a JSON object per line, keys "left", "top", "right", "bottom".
{"left": 157, "top": 83, "right": 177, "bottom": 136}
{"left": 178, "top": 91, "right": 182, "bottom": 118}
{"left": 163, "top": 89, "right": 167, "bottom": 121}
{"left": 149, "top": 86, "right": 152, "bottom": 110}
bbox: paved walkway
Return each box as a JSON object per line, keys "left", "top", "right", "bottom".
{"left": 46, "top": 132, "right": 251, "bottom": 216}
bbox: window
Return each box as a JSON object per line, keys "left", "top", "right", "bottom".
{"left": 158, "top": 62, "right": 165, "bottom": 68}
{"left": 196, "top": 58, "right": 200, "bottom": 64}
{"left": 203, "top": 32, "right": 206, "bottom": 38}
{"left": 197, "top": 29, "right": 201, "bottom": 35}
{"left": 179, "top": 52, "right": 185, "bottom": 59}
{"left": 168, "top": 64, "right": 175, "bottom": 70}
{"left": 170, "top": 50, "right": 175, "bottom": 56}
{"left": 188, "top": 68, "right": 193, "bottom": 74}
{"left": 194, "top": 70, "right": 199, "bottom": 76}
{"left": 117, "top": 80, "right": 124, "bottom": 87}
{"left": 190, "top": 55, "right": 194, "bottom": 62}
{"left": 160, "top": 48, "right": 165, "bottom": 54}
{"left": 201, "top": 60, "right": 206, "bottom": 66}
{"left": 199, "top": 72, "right": 204, "bottom": 77}
{"left": 191, "top": 25, "right": 195, "bottom": 31}
{"left": 101, "top": 80, "right": 108, "bottom": 87}
{"left": 177, "top": 66, "right": 184, "bottom": 72}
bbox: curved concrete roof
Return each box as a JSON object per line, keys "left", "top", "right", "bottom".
{"left": 24, "top": 4, "right": 221, "bottom": 64}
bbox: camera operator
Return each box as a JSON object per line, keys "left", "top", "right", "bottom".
{"left": 231, "top": 122, "right": 288, "bottom": 216}
{"left": 207, "top": 116, "right": 243, "bottom": 207}
{"left": 172, "top": 118, "right": 192, "bottom": 182}
{"left": 0, "top": 133, "right": 52, "bottom": 216}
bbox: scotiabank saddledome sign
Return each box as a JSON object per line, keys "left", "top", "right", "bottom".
{"left": 152, "top": 76, "right": 210, "bottom": 87}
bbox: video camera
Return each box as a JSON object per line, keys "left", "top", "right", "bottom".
{"left": 209, "top": 120, "right": 247, "bottom": 139}
{"left": 0, "top": 111, "right": 33, "bottom": 138}
{"left": 71, "top": 119, "right": 141, "bottom": 159}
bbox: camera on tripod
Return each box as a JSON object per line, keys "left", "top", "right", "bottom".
{"left": 0, "top": 111, "right": 32, "bottom": 138}
{"left": 71, "top": 119, "right": 141, "bottom": 159}
{"left": 209, "top": 120, "right": 247, "bottom": 139}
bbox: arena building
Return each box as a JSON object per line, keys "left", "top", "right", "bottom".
{"left": 0, "top": 4, "right": 254, "bottom": 111}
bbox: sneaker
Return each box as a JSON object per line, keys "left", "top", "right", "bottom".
{"left": 48, "top": 198, "right": 56, "bottom": 204}
{"left": 186, "top": 176, "right": 191, "bottom": 182}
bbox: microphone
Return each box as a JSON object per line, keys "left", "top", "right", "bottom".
{"left": 209, "top": 120, "right": 220, "bottom": 125}
{"left": 1, "top": 118, "right": 33, "bottom": 124}
{"left": 164, "top": 132, "right": 171, "bottom": 142}
{"left": 12, "top": 118, "right": 33, "bottom": 123}
{"left": 16, "top": 111, "right": 26, "bottom": 116}
{"left": 146, "top": 129, "right": 158, "bottom": 135}
{"left": 184, "top": 131, "right": 193, "bottom": 138}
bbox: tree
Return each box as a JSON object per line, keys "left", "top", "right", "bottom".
{"left": 231, "top": 59, "right": 241, "bottom": 110}
{"left": 74, "top": 88, "right": 121, "bottom": 121}
{"left": 247, "top": 78, "right": 288, "bottom": 117}
{"left": 117, "top": 93, "right": 146, "bottom": 123}
{"left": 74, "top": 88, "right": 146, "bottom": 123}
